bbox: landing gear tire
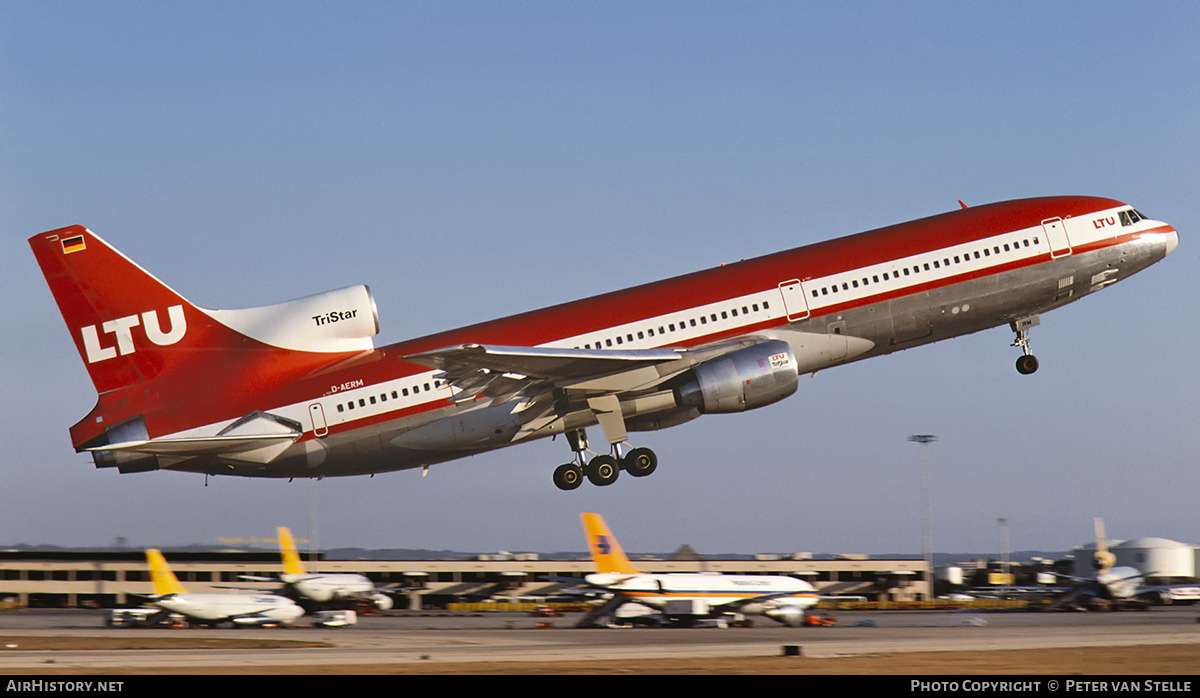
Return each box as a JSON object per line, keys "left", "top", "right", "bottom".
{"left": 586, "top": 455, "right": 620, "bottom": 486}
{"left": 553, "top": 463, "right": 584, "bottom": 491}
{"left": 622, "top": 447, "right": 658, "bottom": 478}
{"left": 1016, "top": 354, "right": 1039, "bottom": 375}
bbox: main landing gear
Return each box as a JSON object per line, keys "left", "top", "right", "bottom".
{"left": 1010, "top": 316, "right": 1040, "bottom": 375}
{"left": 552, "top": 430, "right": 658, "bottom": 491}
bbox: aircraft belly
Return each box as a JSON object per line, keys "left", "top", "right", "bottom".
{"left": 387, "top": 403, "right": 522, "bottom": 452}
{"left": 820, "top": 242, "right": 1159, "bottom": 365}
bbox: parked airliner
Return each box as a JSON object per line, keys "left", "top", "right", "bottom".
{"left": 142, "top": 549, "right": 304, "bottom": 627}
{"left": 29, "top": 196, "right": 1177, "bottom": 489}
{"left": 575, "top": 512, "right": 818, "bottom": 627}
{"left": 234, "top": 527, "right": 399, "bottom": 611}
{"left": 1048, "top": 518, "right": 1195, "bottom": 611}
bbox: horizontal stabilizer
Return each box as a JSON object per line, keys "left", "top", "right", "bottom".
{"left": 85, "top": 433, "right": 297, "bottom": 455}
{"left": 86, "top": 412, "right": 303, "bottom": 464}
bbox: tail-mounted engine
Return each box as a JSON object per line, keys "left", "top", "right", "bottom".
{"left": 674, "top": 340, "right": 799, "bottom": 413}
{"left": 206, "top": 284, "right": 379, "bottom": 353}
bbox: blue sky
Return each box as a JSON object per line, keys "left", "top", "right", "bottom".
{"left": 2, "top": 1, "right": 1198, "bottom": 556}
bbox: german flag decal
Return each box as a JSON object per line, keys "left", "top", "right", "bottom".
{"left": 60, "top": 235, "right": 86, "bottom": 254}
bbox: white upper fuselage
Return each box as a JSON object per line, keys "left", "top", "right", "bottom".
{"left": 282, "top": 573, "right": 375, "bottom": 603}
{"left": 155, "top": 593, "right": 304, "bottom": 624}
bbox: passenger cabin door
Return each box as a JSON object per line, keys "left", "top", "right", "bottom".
{"left": 309, "top": 403, "right": 329, "bottom": 438}
{"left": 778, "top": 279, "right": 811, "bottom": 322}
{"left": 1042, "top": 217, "right": 1072, "bottom": 258}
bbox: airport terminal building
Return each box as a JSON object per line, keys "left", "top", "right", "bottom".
{"left": 0, "top": 550, "right": 929, "bottom": 609}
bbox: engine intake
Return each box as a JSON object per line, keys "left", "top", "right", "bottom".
{"left": 674, "top": 340, "right": 799, "bottom": 413}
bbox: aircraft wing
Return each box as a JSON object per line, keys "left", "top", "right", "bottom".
{"left": 717, "top": 589, "right": 820, "bottom": 611}
{"left": 214, "top": 583, "right": 280, "bottom": 593}
{"left": 406, "top": 344, "right": 686, "bottom": 380}
{"left": 1045, "top": 584, "right": 1096, "bottom": 611}
{"left": 404, "top": 344, "right": 690, "bottom": 401}
{"left": 963, "top": 586, "right": 1071, "bottom": 598}
{"left": 368, "top": 583, "right": 427, "bottom": 595}
{"left": 406, "top": 339, "right": 788, "bottom": 444}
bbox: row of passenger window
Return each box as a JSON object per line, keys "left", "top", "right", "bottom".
{"left": 810, "top": 236, "right": 1041, "bottom": 299}
{"left": 576, "top": 301, "right": 771, "bottom": 350}
{"left": 335, "top": 379, "right": 443, "bottom": 414}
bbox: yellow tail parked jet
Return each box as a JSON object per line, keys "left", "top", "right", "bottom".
{"left": 143, "top": 549, "right": 303, "bottom": 627}
{"left": 234, "top": 527, "right": 403, "bottom": 610}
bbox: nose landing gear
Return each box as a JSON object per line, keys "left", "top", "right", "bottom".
{"left": 1010, "top": 316, "right": 1040, "bottom": 375}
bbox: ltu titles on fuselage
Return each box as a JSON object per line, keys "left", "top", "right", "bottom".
{"left": 312, "top": 309, "right": 358, "bottom": 326}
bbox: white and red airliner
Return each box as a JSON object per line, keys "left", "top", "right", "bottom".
{"left": 29, "top": 196, "right": 1178, "bottom": 489}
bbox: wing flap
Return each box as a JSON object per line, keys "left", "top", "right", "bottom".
{"left": 406, "top": 344, "right": 685, "bottom": 380}
{"left": 405, "top": 344, "right": 687, "bottom": 401}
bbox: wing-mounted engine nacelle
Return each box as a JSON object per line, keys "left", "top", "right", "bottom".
{"left": 674, "top": 340, "right": 799, "bottom": 414}
{"left": 764, "top": 605, "right": 806, "bottom": 627}
{"left": 369, "top": 592, "right": 394, "bottom": 611}
{"left": 205, "top": 285, "right": 380, "bottom": 353}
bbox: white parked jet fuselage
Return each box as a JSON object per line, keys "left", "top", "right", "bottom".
{"left": 29, "top": 197, "right": 1178, "bottom": 489}
{"left": 154, "top": 593, "right": 305, "bottom": 625}
{"left": 578, "top": 513, "right": 817, "bottom": 627}
{"left": 239, "top": 528, "right": 396, "bottom": 610}
{"left": 1048, "top": 518, "right": 1185, "bottom": 610}
{"left": 585, "top": 571, "right": 818, "bottom": 621}
{"left": 282, "top": 573, "right": 379, "bottom": 604}
{"left": 142, "top": 549, "right": 304, "bottom": 626}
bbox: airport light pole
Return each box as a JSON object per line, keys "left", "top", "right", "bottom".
{"left": 998, "top": 517, "right": 1010, "bottom": 597}
{"left": 909, "top": 434, "right": 937, "bottom": 599}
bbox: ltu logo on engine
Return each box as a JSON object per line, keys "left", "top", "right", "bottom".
{"left": 80, "top": 305, "right": 187, "bottom": 363}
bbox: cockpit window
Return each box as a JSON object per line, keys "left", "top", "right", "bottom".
{"left": 1119, "top": 208, "right": 1143, "bottom": 226}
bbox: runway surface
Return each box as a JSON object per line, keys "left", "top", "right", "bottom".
{"left": 2, "top": 607, "right": 1199, "bottom": 673}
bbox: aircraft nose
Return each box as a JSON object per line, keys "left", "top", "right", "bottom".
{"left": 1164, "top": 227, "right": 1179, "bottom": 256}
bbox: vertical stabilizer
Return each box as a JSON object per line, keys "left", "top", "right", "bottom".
{"left": 145, "top": 549, "right": 189, "bottom": 596}
{"left": 29, "top": 226, "right": 206, "bottom": 394}
{"left": 278, "top": 527, "right": 307, "bottom": 576}
{"left": 1093, "top": 517, "right": 1115, "bottom": 572}
{"left": 581, "top": 513, "right": 641, "bottom": 575}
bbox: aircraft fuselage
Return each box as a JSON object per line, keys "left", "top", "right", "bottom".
{"left": 31, "top": 196, "right": 1178, "bottom": 486}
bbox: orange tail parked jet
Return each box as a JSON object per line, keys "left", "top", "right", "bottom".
{"left": 29, "top": 197, "right": 1177, "bottom": 489}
